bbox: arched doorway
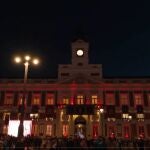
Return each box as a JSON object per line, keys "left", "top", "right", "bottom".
{"left": 74, "top": 116, "right": 86, "bottom": 138}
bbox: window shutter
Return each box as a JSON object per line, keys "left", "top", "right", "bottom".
{"left": 41, "top": 91, "right": 46, "bottom": 106}
{"left": 103, "top": 91, "right": 105, "bottom": 105}
{"left": 0, "top": 91, "right": 4, "bottom": 106}
{"left": 129, "top": 92, "right": 134, "bottom": 107}
{"left": 147, "top": 124, "right": 150, "bottom": 137}
{"left": 31, "top": 105, "right": 39, "bottom": 113}
{"left": 136, "top": 105, "right": 143, "bottom": 113}
{"left": 143, "top": 91, "right": 148, "bottom": 107}
{"left": 131, "top": 123, "right": 137, "bottom": 138}
{"left": 115, "top": 91, "right": 120, "bottom": 106}
{"left": 107, "top": 105, "right": 115, "bottom": 117}
{"left": 4, "top": 115, "right": 9, "bottom": 125}
{"left": 14, "top": 92, "right": 18, "bottom": 106}
{"left": 18, "top": 105, "right": 25, "bottom": 113}
{"left": 122, "top": 105, "right": 129, "bottom": 113}
{"left": 27, "top": 92, "right": 32, "bottom": 106}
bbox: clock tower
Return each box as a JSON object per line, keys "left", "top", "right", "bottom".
{"left": 71, "top": 39, "right": 89, "bottom": 66}
{"left": 58, "top": 39, "right": 103, "bottom": 81}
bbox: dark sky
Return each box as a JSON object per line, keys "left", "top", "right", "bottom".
{"left": 1, "top": 1, "right": 150, "bottom": 79}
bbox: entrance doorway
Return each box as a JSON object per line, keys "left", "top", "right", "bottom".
{"left": 74, "top": 116, "right": 86, "bottom": 138}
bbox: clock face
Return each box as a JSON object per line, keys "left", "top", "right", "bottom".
{"left": 77, "top": 49, "right": 84, "bottom": 56}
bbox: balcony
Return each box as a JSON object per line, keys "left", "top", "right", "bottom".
{"left": 66, "top": 105, "right": 95, "bottom": 115}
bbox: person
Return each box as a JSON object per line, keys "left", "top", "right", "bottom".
{"left": 137, "top": 139, "right": 144, "bottom": 150}
{"left": 73, "top": 136, "right": 80, "bottom": 148}
{"left": 15, "top": 138, "right": 24, "bottom": 150}
{"left": 78, "top": 131, "right": 84, "bottom": 139}
{"left": 80, "top": 138, "right": 88, "bottom": 149}
{"left": 117, "top": 139, "right": 122, "bottom": 150}
{"left": 3, "top": 138, "right": 9, "bottom": 150}
{"left": 67, "top": 137, "right": 73, "bottom": 149}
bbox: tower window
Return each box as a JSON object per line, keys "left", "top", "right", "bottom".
{"left": 91, "top": 73, "right": 100, "bottom": 76}
{"left": 61, "top": 73, "right": 69, "bottom": 76}
{"left": 92, "top": 66, "right": 98, "bottom": 68}
{"left": 77, "top": 63, "right": 83, "bottom": 66}
{"left": 62, "top": 66, "right": 68, "bottom": 68}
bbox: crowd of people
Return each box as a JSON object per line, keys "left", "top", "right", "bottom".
{"left": 0, "top": 134, "right": 149, "bottom": 149}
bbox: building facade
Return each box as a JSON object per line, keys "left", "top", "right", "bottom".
{"left": 0, "top": 39, "right": 150, "bottom": 139}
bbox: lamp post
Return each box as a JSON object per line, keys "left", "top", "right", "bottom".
{"left": 99, "top": 108, "right": 104, "bottom": 137}
{"left": 14, "top": 55, "right": 39, "bottom": 137}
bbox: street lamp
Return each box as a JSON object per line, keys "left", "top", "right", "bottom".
{"left": 99, "top": 108, "right": 104, "bottom": 137}
{"left": 14, "top": 55, "right": 39, "bottom": 137}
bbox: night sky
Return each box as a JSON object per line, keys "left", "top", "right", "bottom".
{"left": 1, "top": 1, "right": 150, "bottom": 79}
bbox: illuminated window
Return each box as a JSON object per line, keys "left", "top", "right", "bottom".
{"left": 18, "top": 94, "right": 27, "bottom": 105}
{"left": 63, "top": 125, "right": 69, "bottom": 137}
{"left": 120, "top": 94, "right": 128, "bottom": 105}
{"left": 105, "top": 94, "right": 115, "bottom": 105}
{"left": 30, "top": 113, "right": 39, "bottom": 119}
{"left": 63, "top": 98, "right": 69, "bottom": 104}
{"left": 124, "top": 126, "right": 129, "bottom": 138}
{"left": 134, "top": 94, "right": 143, "bottom": 105}
{"left": 93, "top": 124, "right": 98, "bottom": 138}
{"left": 46, "top": 117, "right": 53, "bottom": 121}
{"left": 18, "top": 94, "right": 23, "bottom": 105}
{"left": 60, "top": 111, "right": 64, "bottom": 121}
{"left": 4, "top": 94, "right": 13, "bottom": 105}
{"left": 92, "top": 95, "right": 98, "bottom": 104}
{"left": 46, "top": 125, "right": 52, "bottom": 136}
{"left": 33, "top": 97, "right": 40, "bottom": 105}
{"left": 107, "top": 118, "right": 116, "bottom": 122}
{"left": 108, "top": 126, "right": 115, "bottom": 138}
{"left": 122, "top": 114, "right": 129, "bottom": 119}
{"left": 3, "top": 113, "right": 10, "bottom": 125}
{"left": 77, "top": 95, "right": 84, "bottom": 104}
{"left": 3, "top": 113, "right": 10, "bottom": 121}
{"left": 137, "top": 114, "right": 144, "bottom": 118}
{"left": 32, "top": 94, "right": 41, "bottom": 105}
{"left": 139, "top": 126, "right": 144, "bottom": 137}
{"left": 137, "top": 114, "right": 144, "bottom": 121}
{"left": 3, "top": 125, "right": 8, "bottom": 134}
{"left": 32, "top": 124, "right": 38, "bottom": 136}
{"left": 47, "top": 98, "right": 54, "bottom": 105}
{"left": 39, "top": 124, "right": 44, "bottom": 135}
{"left": 117, "top": 124, "right": 122, "bottom": 137}
{"left": 46, "top": 94, "right": 54, "bottom": 105}
{"left": 147, "top": 94, "right": 150, "bottom": 106}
